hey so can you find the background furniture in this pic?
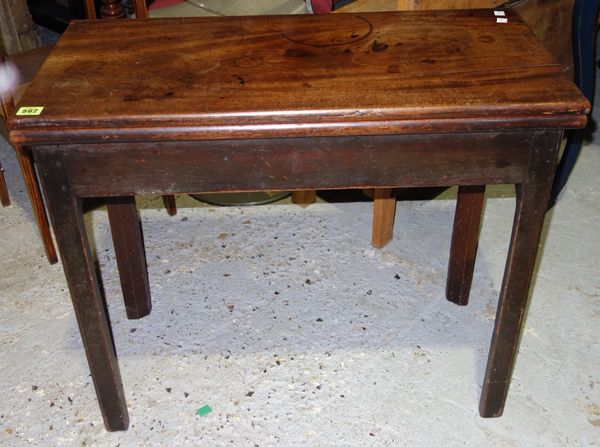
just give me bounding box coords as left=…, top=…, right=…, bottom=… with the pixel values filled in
left=0, top=0, right=39, bottom=54
left=26, top=0, right=91, bottom=32
left=0, top=161, right=9, bottom=206
left=1, top=0, right=178, bottom=264
left=549, top=0, right=600, bottom=205
left=1, top=51, right=57, bottom=263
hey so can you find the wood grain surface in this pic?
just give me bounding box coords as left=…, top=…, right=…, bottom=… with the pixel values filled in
left=10, top=10, right=587, bottom=144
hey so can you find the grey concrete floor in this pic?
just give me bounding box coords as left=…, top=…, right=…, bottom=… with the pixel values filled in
left=1, top=83, right=600, bottom=447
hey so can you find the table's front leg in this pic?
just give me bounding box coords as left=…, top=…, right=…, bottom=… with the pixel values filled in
left=479, top=130, right=561, bottom=417
left=34, top=149, right=129, bottom=431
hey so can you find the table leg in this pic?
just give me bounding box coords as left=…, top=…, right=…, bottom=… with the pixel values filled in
left=162, top=194, right=177, bottom=216
left=446, top=185, right=485, bottom=306
left=291, top=190, right=317, bottom=207
left=479, top=131, right=560, bottom=417
left=35, top=151, right=129, bottom=431
left=107, top=196, right=152, bottom=320
left=371, top=188, right=396, bottom=248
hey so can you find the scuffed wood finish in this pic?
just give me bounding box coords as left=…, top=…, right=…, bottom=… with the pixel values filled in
left=338, top=0, right=575, bottom=85
left=10, top=11, right=588, bottom=144
left=371, top=188, right=396, bottom=248
left=14, top=9, right=588, bottom=430
left=59, top=132, right=533, bottom=197
left=107, top=196, right=152, bottom=319
left=480, top=130, right=561, bottom=417
left=34, top=148, right=129, bottom=431
left=0, top=161, right=9, bottom=206
left=446, top=185, right=485, bottom=305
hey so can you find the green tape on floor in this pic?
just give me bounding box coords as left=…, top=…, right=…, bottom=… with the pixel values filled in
left=196, top=405, right=212, bottom=417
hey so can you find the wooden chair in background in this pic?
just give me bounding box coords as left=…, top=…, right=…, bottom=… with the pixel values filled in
left=0, top=161, right=9, bottom=207
left=1, top=49, right=57, bottom=263
left=548, top=0, right=600, bottom=205
left=0, top=4, right=179, bottom=264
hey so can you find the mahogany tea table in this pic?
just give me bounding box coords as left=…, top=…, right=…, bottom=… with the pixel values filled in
left=9, top=10, right=588, bottom=431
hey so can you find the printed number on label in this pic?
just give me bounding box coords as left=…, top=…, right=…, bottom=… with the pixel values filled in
left=16, top=106, right=44, bottom=116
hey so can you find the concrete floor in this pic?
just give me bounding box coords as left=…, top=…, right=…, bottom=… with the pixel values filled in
left=1, top=29, right=600, bottom=447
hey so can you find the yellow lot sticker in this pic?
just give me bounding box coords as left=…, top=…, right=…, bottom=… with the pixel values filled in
left=16, top=106, right=44, bottom=116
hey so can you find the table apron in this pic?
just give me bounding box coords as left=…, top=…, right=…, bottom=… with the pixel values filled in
left=36, top=131, right=544, bottom=198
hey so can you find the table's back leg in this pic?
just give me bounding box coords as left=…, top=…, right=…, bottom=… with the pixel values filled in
left=479, top=131, right=560, bottom=417
left=107, top=196, right=152, bottom=320
left=446, top=185, right=485, bottom=306
left=35, top=150, right=129, bottom=431
left=161, top=194, right=177, bottom=216
left=291, top=190, right=317, bottom=207
left=371, top=188, right=396, bottom=248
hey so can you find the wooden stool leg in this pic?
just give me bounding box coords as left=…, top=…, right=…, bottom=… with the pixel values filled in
left=16, top=146, right=58, bottom=264
left=479, top=131, right=560, bottom=417
left=107, top=196, right=152, bottom=319
left=162, top=194, right=177, bottom=216
left=446, top=185, right=485, bottom=306
left=291, top=190, right=316, bottom=207
left=0, top=161, right=10, bottom=206
left=35, top=150, right=129, bottom=431
left=371, top=188, right=396, bottom=248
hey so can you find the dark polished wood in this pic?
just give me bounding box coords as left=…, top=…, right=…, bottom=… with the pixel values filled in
left=446, top=185, right=486, bottom=306
left=480, top=130, right=561, bottom=417
left=161, top=194, right=177, bottom=216
left=10, top=11, right=587, bottom=144
left=34, top=149, right=129, bottom=431
left=49, top=132, right=534, bottom=196
left=99, top=0, right=125, bottom=19
left=9, top=11, right=588, bottom=430
left=106, top=196, right=152, bottom=319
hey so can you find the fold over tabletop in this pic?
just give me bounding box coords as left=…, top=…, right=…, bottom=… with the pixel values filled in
left=10, top=10, right=589, bottom=143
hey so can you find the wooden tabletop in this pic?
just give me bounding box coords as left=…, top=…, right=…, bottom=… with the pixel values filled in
left=10, top=10, right=588, bottom=144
